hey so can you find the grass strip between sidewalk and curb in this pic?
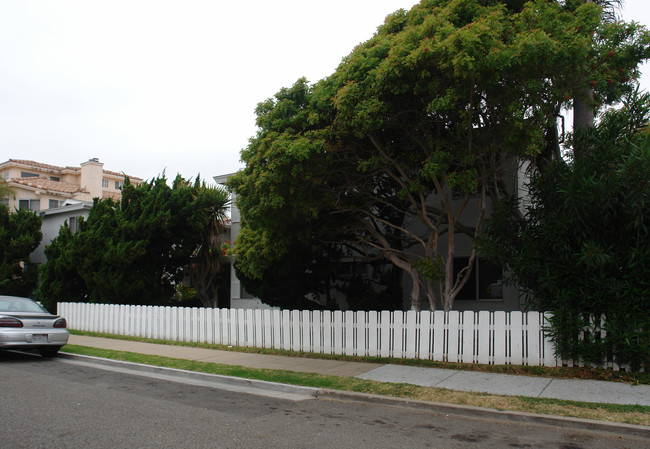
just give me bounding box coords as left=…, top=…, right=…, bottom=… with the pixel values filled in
left=70, top=330, right=650, bottom=385
left=62, top=343, right=650, bottom=427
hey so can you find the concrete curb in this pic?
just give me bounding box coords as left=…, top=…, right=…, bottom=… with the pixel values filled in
left=316, top=389, right=650, bottom=439
left=58, top=352, right=319, bottom=401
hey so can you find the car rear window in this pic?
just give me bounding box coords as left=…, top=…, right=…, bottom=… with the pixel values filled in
left=0, top=297, right=47, bottom=313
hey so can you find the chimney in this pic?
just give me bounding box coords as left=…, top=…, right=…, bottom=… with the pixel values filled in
left=80, top=158, right=104, bottom=199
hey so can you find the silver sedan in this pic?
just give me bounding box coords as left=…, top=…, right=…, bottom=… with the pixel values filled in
left=0, top=295, right=69, bottom=357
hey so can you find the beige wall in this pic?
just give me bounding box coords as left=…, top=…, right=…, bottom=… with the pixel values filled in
left=4, top=185, right=71, bottom=212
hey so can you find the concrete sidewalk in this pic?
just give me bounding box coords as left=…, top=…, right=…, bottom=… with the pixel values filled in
left=66, top=334, right=650, bottom=407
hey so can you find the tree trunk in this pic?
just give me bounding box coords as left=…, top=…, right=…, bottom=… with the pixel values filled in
left=573, top=0, right=596, bottom=158
left=573, top=89, right=595, bottom=158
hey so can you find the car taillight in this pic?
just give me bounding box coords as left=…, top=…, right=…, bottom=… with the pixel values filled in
left=53, top=318, right=67, bottom=328
left=0, top=317, right=23, bottom=327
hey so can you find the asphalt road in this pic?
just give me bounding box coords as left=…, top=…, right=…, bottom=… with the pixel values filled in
left=0, top=350, right=647, bottom=449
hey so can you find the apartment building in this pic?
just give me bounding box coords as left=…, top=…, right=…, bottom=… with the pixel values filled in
left=0, top=158, right=143, bottom=211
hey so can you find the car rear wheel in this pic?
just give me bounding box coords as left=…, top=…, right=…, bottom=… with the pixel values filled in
left=39, top=346, right=61, bottom=357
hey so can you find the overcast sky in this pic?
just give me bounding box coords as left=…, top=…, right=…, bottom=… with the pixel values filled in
left=1, top=1, right=649, bottom=183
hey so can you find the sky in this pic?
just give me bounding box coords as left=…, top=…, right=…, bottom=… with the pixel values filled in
left=1, top=1, right=649, bottom=184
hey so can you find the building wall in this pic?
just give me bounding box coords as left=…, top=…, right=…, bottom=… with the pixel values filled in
left=32, top=202, right=92, bottom=264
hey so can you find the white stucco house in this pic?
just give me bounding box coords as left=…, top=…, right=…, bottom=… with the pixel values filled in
left=30, top=200, right=93, bottom=265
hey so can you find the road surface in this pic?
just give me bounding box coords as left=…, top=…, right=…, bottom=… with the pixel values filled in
left=0, top=350, right=647, bottom=449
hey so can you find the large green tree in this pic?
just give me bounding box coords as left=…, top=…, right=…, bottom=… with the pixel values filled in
left=231, top=0, right=649, bottom=311
left=0, top=205, right=42, bottom=296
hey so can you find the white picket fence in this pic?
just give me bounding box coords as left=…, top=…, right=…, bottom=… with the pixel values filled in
left=58, top=302, right=567, bottom=367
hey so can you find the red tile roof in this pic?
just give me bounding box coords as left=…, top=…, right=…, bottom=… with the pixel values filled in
left=2, top=159, right=143, bottom=182
left=11, top=177, right=89, bottom=194
left=102, top=190, right=123, bottom=200
left=6, top=159, right=65, bottom=171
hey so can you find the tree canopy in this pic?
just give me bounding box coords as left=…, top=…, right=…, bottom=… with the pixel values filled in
left=230, top=0, right=650, bottom=311
left=0, top=205, right=42, bottom=296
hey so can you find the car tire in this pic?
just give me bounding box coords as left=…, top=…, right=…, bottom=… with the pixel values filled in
left=39, top=346, right=61, bottom=357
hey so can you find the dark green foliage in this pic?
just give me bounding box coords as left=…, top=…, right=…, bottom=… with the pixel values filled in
left=37, top=175, right=230, bottom=309
left=0, top=205, right=42, bottom=296
left=234, top=246, right=330, bottom=310
left=481, top=92, right=650, bottom=370
left=37, top=224, right=86, bottom=311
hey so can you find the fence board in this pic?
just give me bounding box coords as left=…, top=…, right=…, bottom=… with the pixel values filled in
left=312, top=311, right=321, bottom=353
left=344, top=311, right=354, bottom=356
left=281, top=310, right=290, bottom=351
left=493, top=311, right=506, bottom=365
left=527, top=311, right=541, bottom=366
left=510, top=311, right=524, bottom=365
left=462, top=311, right=474, bottom=364
left=393, top=311, right=404, bottom=358
left=477, top=311, right=490, bottom=365
left=367, top=311, right=378, bottom=357
left=380, top=311, right=391, bottom=358
left=418, top=311, right=431, bottom=360
left=405, top=311, right=417, bottom=359
left=432, top=311, right=445, bottom=361
left=301, top=310, right=310, bottom=353
left=333, top=311, right=343, bottom=355
left=447, top=311, right=460, bottom=363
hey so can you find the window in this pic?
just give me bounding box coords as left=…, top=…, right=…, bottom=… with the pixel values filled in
left=2, top=172, right=8, bottom=180
left=69, top=216, right=78, bottom=233
left=114, top=180, right=123, bottom=189
left=1, top=197, right=8, bottom=206
left=20, top=171, right=39, bottom=178
left=48, top=199, right=63, bottom=209
left=453, top=257, right=503, bottom=301
left=336, top=261, right=371, bottom=279
left=102, top=178, right=109, bottom=188
left=18, top=199, right=40, bottom=211
left=50, top=176, right=60, bottom=182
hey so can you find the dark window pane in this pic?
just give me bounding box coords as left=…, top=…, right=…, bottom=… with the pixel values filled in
left=478, top=259, right=503, bottom=299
